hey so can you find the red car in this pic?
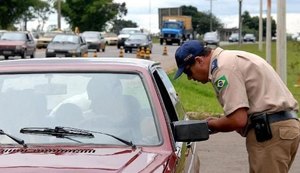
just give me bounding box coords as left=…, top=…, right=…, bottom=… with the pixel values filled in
left=0, top=31, right=36, bottom=60
left=0, top=58, right=209, bottom=172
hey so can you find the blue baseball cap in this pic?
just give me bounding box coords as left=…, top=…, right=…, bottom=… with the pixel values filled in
left=174, top=40, right=204, bottom=79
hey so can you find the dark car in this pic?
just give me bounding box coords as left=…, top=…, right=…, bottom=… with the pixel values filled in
left=117, top=28, right=142, bottom=49
left=46, top=34, right=88, bottom=57
left=0, top=58, right=209, bottom=172
left=81, top=31, right=106, bottom=52
left=243, top=33, right=256, bottom=42
left=0, top=31, right=36, bottom=60
left=203, top=31, right=220, bottom=46
left=228, top=33, right=239, bottom=42
left=124, top=33, right=152, bottom=53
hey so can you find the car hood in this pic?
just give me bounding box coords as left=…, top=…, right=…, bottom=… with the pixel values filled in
left=0, top=146, right=172, bottom=172
left=0, top=40, right=25, bottom=46
left=48, top=42, right=79, bottom=50
left=161, top=28, right=180, bottom=34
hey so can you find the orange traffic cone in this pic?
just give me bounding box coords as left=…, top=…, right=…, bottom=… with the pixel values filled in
left=144, top=47, right=151, bottom=59
left=136, top=48, right=140, bottom=58
left=119, top=47, right=124, bottom=57
left=162, top=46, right=168, bottom=56
left=83, top=52, right=88, bottom=57
left=139, top=47, right=145, bottom=59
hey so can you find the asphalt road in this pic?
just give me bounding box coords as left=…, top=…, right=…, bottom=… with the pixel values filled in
left=2, top=43, right=299, bottom=173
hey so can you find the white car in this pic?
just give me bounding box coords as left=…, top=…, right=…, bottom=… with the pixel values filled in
left=103, top=32, right=118, bottom=45
left=203, top=31, right=220, bottom=46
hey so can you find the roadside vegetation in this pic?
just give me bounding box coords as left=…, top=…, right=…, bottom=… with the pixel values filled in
left=169, top=41, right=300, bottom=119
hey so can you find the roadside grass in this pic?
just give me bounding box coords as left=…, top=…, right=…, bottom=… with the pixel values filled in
left=169, top=41, right=300, bottom=120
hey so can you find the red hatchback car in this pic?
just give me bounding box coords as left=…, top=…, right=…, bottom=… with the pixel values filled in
left=0, top=58, right=209, bottom=172
left=0, top=31, right=36, bottom=60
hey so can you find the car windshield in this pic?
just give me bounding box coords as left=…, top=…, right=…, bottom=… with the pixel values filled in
left=43, top=32, right=62, bottom=38
left=128, top=34, right=147, bottom=40
left=163, top=22, right=181, bottom=29
left=104, top=33, right=117, bottom=37
left=120, top=29, right=141, bottom=34
left=0, top=73, right=159, bottom=146
left=204, top=32, right=217, bottom=39
left=82, top=32, right=99, bottom=38
left=0, top=32, right=26, bottom=41
left=52, top=34, right=79, bottom=43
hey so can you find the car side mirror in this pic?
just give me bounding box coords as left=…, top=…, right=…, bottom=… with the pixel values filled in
left=173, top=120, right=209, bottom=142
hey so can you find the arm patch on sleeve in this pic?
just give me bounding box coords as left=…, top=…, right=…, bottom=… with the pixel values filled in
left=214, top=75, right=228, bottom=92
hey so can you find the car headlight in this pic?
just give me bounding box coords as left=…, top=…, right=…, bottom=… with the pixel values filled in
left=141, top=43, right=147, bottom=46
left=124, top=42, right=130, bottom=46
left=47, top=49, right=54, bottom=53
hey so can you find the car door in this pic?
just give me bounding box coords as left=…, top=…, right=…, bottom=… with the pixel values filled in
left=26, top=33, right=36, bottom=54
left=151, top=66, right=186, bottom=170
left=79, top=36, right=88, bottom=55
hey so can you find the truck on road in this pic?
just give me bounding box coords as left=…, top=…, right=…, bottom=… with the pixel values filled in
left=159, top=15, right=192, bottom=45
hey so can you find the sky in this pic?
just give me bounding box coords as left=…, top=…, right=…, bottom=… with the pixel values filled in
left=28, top=0, right=300, bottom=34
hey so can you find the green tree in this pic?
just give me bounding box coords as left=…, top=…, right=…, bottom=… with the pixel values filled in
left=0, top=0, right=41, bottom=30
left=110, top=19, right=138, bottom=34
left=181, top=5, right=223, bottom=35
left=242, top=11, right=276, bottom=38
left=58, top=0, right=127, bottom=32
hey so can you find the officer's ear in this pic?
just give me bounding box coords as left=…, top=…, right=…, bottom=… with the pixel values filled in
left=195, top=56, right=205, bottom=64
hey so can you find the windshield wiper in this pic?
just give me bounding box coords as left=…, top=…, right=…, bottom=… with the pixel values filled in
left=20, top=127, right=94, bottom=143
left=21, top=126, right=136, bottom=149
left=0, top=129, right=27, bottom=148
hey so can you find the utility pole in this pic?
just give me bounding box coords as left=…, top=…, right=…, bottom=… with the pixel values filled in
left=266, top=0, right=272, bottom=64
left=238, top=0, right=243, bottom=46
left=57, top=0, right=61, bottom=30
left=277, top=0, right=287, bottom=83
left=259, top=0, right=263, bottom=51
left=207, top=0, right=215, bottom=32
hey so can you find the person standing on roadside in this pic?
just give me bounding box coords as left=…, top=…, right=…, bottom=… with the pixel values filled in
left=174, top=40, right=300, bottom=173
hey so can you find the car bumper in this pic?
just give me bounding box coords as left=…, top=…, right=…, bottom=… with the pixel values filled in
left=124, top=45, right=151, bottom=50
left=46, top=51, right=81, bottom=57
left=0, top=49, right=25, bottom=57
left=87, top=43, right=100, bottom=49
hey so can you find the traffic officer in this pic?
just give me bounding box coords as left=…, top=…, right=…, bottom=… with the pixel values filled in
left=174, top=40, right=299, bottom=173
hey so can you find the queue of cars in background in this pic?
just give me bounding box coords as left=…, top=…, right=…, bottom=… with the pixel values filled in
left=0, top=31, right=36, bottom=60
left=81, top=31, right=106, bottom=52
left=46, top=33, right=88, bottom=57
left=117, top=27, right=143, bottom=49
left=0, top=58, right=209, bottom=172
left=124, top=33, right=153, bottom=53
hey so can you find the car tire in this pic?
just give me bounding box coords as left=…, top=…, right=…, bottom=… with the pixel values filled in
left=21, top=51, right=26, bottom=59
left=30, top=51, right=36, bottom=58
left=4, top=56, right=9, bottom=60
left=102, top=48, right=105, bottom=52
